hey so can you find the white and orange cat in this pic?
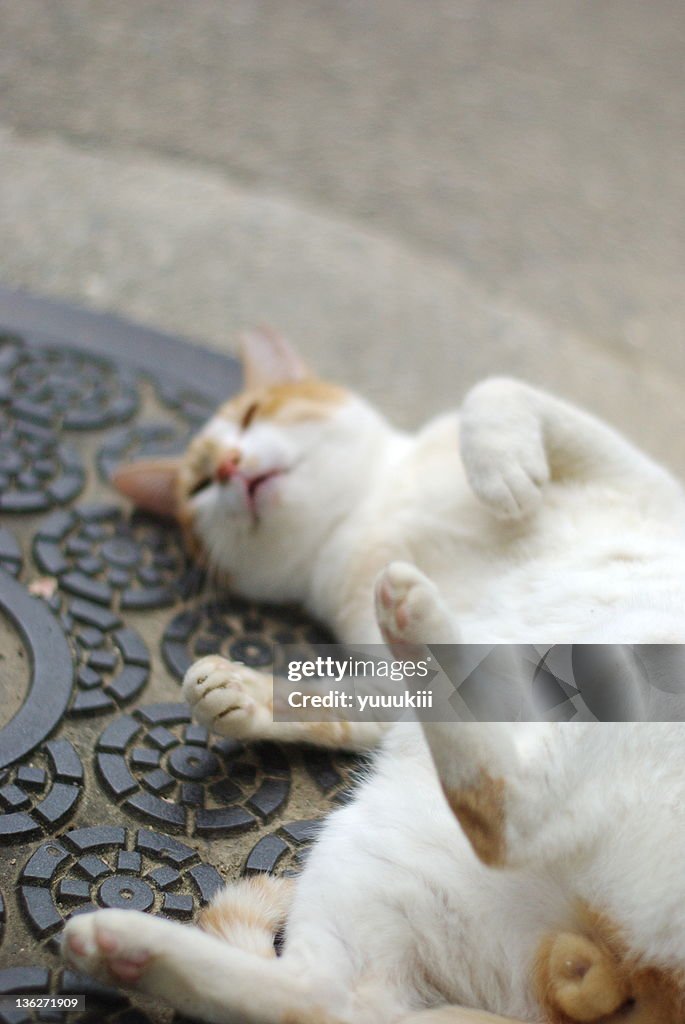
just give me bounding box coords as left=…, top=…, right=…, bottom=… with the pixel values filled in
left=62, top=328, right=685, bottom=1024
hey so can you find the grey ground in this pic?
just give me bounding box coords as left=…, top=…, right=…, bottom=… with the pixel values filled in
left=0, top=0, right=684, bottom=471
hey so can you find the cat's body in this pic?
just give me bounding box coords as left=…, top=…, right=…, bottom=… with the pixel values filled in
left=62, top=330, right=685, bottom=1024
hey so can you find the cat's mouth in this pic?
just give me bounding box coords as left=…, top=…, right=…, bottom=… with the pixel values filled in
left=243, top=470, right=284, bottom=513
left=188, top=466, right=286, bottom=521
left=226, top=468, right=286, bottom=521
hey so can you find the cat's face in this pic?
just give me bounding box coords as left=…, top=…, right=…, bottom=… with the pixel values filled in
left=113, top=328, right=386, bottom=601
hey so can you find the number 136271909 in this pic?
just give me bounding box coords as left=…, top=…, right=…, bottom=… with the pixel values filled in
left=0, top=994, right=85, bottom=1010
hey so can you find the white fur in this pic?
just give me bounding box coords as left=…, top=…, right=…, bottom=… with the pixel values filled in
left=63, top=376, right=685, bottom=1023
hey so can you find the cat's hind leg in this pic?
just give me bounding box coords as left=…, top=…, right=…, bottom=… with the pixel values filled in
left=375, top=561, right=460, bottom=650
left=375, top=561, right=546, bottom=869
left=62, top=908, right=351, bottom=1024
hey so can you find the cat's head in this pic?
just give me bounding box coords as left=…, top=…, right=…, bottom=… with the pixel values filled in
left=112, top=327, right=388, bottom=602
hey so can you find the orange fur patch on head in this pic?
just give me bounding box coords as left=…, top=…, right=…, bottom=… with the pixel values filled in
left=173, top=376, right=348, bottom=553
left=533, top=904, right=685, bottom=1023
left=219, top=377, right=348, bottom=426
left=443, top=770, right=507, bottom=867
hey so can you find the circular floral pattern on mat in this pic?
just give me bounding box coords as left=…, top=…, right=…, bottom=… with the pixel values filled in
left=162, top=595, right=333, bottom=682
left=0, top=413, right=84, bottom=514
left=1, top=335, right=139, bottom=431
left=46, top=593, right=150, bottom=716
left=97, top=422, right=194, bottom=483
left=96, top=703, right=291, bottom=835
left=19, top=826, right=223, bottom=945
left=33, top=504, right=201, bottom=611
left=0, top=740, right=83, bottom=843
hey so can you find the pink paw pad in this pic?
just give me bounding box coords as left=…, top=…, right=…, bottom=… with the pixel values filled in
left=94, top=928, right=151, bottom=982
left=108, top=953, right=150, bottom=983
left=67, top=933, right=87, bottom=957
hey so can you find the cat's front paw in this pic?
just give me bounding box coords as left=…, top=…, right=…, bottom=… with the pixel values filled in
left=460, top=380, right=549, bottom=518
left=182, top=656, right=271, bottom=739
left=62, top=909, right=154, bottom=987
left=375, top=561, right=457, bottom=653
left=463, top=438, right=548, bottom=519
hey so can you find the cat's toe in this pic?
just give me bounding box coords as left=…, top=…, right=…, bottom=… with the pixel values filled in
left=183, top=657, right=269, bottom=738
left=461, top=408, right=549, bottom=519
left=62, top=910, right=153, bottom=987
left=466, top=453, right=548, bottom=518
left=375, top=561, right=456, bottom=651
left=183, top=655, right=234, bottom=705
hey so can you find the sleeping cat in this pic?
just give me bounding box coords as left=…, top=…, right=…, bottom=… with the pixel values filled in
left=61, top=328, right=685, bottom=1024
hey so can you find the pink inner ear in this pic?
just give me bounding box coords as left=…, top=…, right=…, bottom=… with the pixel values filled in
left=111, top=457, right=181, bottom=519
left=240, top=325, right=309, bottom=389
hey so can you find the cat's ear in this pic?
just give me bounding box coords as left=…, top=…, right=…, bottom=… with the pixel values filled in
left=111, top=457, right=181, bottom=519
left=240, top=326, right=309, bottom=389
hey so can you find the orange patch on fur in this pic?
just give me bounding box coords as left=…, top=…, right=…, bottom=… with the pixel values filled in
left=533, top=903, right=685, bottom=1023
left=443, top=771, right=507, bottom=867
left=197, top=875, right=294, bottom=958
left=219, top=378, right=348, bottom=425
left=198, top=899, right=269, bottom=940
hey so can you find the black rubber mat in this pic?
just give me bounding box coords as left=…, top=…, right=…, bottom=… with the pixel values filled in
left=0, top=287, right=359, bottom=1024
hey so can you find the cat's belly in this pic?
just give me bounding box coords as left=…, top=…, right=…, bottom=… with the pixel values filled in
left=285, top=724, right=553, bottom=1018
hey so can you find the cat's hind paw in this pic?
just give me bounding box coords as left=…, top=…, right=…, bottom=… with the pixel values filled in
left=182, top=655, right=271, bottom=739
left=375, top=561, right=457, bottom=653
left=62, top=909, right=154, bottom=987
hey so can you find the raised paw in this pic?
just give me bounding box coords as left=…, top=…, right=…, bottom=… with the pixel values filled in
left=62, top=909, right=154, bottom=987
left=467, top=452, right=548, bottom=519
left=375, top=561, right=457, bottom=653
left=182, top=655, right=272, bottom=739
left=460, top=379, right=550, bottom=519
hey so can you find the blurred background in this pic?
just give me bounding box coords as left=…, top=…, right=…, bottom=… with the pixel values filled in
left=1, top=1, right=684, bottom=471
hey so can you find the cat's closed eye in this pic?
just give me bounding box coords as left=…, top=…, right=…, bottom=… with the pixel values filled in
left=241, top=402, right=259, bottom=429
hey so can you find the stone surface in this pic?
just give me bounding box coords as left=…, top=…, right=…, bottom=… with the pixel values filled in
left=0, top=0, right=684, bottom=379
left=0, top=0, right=685, bottom=477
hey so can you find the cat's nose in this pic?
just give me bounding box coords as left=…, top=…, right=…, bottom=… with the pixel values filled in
left=215, top=449, right=242, bottom=483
